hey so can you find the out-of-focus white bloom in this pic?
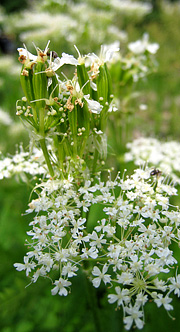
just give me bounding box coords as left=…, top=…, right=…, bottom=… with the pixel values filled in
left=139, top=104, right=147, bottom=111
left=100, top=41, right=120, bottom=63
left=107, top=26, right=128, bottom=42
left=125, top=137, right=180, bottom=184
left=128, top=33, right=159, bottom=54
left=110, top=0, right=152, bottom=17
left=87, top=42, right=120, bottom=68
left=0, top=145, right=47, bottom=180
left=0, top=55, right=21, bottom=75
left=0, top=108, right=12, bottom=125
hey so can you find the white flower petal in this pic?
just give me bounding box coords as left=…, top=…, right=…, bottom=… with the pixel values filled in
left=17, top=48, right=37, bottom=61
left=60, top=53, right=78, bottom=66
left=84, top=95, right=103, bottom=114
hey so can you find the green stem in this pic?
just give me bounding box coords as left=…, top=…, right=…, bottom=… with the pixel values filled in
left=39, top=108, right=45, bottom=135
left=84, top=274, right=103, bottom=332
left=92, top=149, right=99, bottom=174
left=79, top=135, right=88, bottom=158
left=32, top=106, right=37, bottom=123
left=40, top=139, right=54, bottom=177
left=37, top=107, right=54, bottom=177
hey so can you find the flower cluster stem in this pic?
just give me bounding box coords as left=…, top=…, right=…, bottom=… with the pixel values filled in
left=84, top=275, right=103, bottom=332
left=39, top=139, right=54, bottom=177
left=92, top=149, right=99, bottom=174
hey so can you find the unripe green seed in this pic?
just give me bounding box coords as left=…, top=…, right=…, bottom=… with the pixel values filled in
left=32, top=62, right=48, bottom=109
left=20, top=65, right=35, bottom=104
left=77, top=64, right=90, bottom=95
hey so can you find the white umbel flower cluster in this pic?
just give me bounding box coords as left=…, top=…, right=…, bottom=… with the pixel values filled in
left=14, top=167, right=180, bottom=330
left=0, top=146, right=47, bottom=180
left=125, top=137, right=180, bottom=184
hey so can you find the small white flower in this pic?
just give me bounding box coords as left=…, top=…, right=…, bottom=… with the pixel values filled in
left=84, top=94, right=103, bottom=114
left=108, top=287, right=130, bottom=306
left=154, top=294, right=173, bottom=311
left=169, top=274, right=180, bottom=297
left=89, top=231, right=106, bottom=248
left=14, top=256, right=36, bottom=276
left=117, top=272, right=134, bottom=285
left=59, top=52, right=78, bottom=67
left=81, top=246, right=98, bottom=259
left=136, top=293, right=148, bottom=306
left=51, top=278, right=71, bottom=296
left=32, top=267, right=46, bottom=283
left=124, top=304, right=144, bottom=330
left=62, top=262, right=78, bottom=278
left=92, top=264, right=111, bottom=288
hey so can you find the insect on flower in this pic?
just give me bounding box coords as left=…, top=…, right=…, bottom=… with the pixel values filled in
left=150, top=168, right=162, bottom=177
left=46, top=50, right=58, bottom=59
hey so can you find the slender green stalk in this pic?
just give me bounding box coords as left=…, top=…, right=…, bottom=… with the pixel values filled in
left=32, top=106, right=37, bottom=123
left=37, top=107, right=54, bottom=177
left=57, top=142, right=64, bottom=170
left=79, top=135, right=88, bottom=158
left=40, top=139, right=54, bottom=177
left=39, top=108, right=45, bottom=135
left=84, top=274, right=103, bottom=332
left=92, top=149, right=99, bottom=174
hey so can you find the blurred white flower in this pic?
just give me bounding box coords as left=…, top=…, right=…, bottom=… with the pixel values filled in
left=128, top=33, right=159, bottom=54
left=0, top=108, right=12, bottom=125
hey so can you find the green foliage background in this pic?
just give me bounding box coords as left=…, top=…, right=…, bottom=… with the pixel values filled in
left=1, top=1, right=180, bottom=331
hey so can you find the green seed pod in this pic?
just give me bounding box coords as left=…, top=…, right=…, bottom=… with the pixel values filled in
left=20, top=65, right=35, bottom=104
left=77, top=101, right=90, bottom=137
left=68, top=96, right=78, bottom=157
left=96, top=65, right=108, bottom=105
left=104, top=63, right=112, bottom=103
left=48, top=74, right=59, bottom=98
left=77, top=64, right=90, bottom=95
left=68, top=96, right=77, bottom=138
left=32, top=61, right=48, bottom=109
